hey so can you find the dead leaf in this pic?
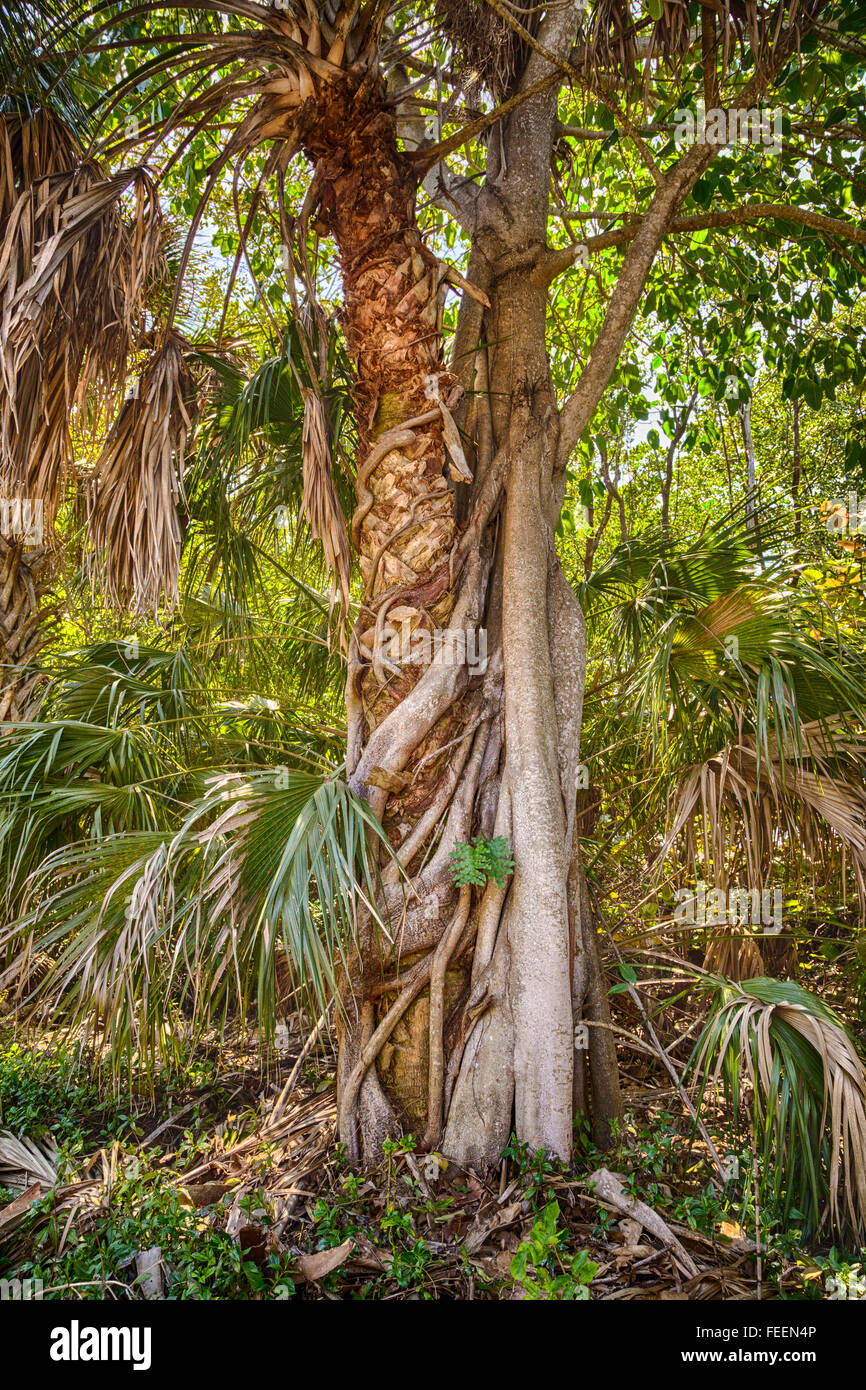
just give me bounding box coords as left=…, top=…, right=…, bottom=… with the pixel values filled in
left=0, top=1181, right=42, bottom=1235
left=463, top=1198, right=524, bottom=1255
left=238, top=1224, right=282, bottom=1267
left=614, top=1244, right=653, bottom=1268
left=718, top=1220, right=745, bottom=1240
left=348, top=1233, right=393, bottom=1272
left=296, top=1237, right=354, bottom=1282
left=180, top=1182, right=231, bottom=1208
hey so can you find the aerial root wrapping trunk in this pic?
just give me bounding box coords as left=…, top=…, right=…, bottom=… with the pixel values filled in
left=299, top=70, right=621, bottom=1165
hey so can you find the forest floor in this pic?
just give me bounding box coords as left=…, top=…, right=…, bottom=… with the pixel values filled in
left=0, top=1014, right=853, bottom=1301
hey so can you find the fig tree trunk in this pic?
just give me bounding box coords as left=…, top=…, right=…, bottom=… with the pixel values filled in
left=300, top=70, right=622, bottom=1165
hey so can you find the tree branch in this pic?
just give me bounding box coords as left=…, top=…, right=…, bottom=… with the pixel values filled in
left=555, top=0, right=836, bottom=467
left=543, top=202, right=866, bottom=282
left=555, top=139, right=716, bottom=467
left=408, top=71, right=560, bottom=178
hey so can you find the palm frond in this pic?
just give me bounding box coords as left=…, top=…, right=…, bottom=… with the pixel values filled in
left=301, top=386, right=351, bottom=616
left=0, top=715, right=192, bottom=911
left=0, top=163, right=165, bottom=516
left=0, top=109, right=81, bottom=229
left=0, top=1131, right=58, bottom=1191
left=85, top=330, right=196, bottom=618
left=182, top=335, right=355, bottom=678
left=691, top=974, right=866, bottom=1238
left=0, top=768, right=397, bottom=1073
left=0, top=533, right=56, bottom=720
left=0, top=1, right=91, bottom=134
left=43, top=641, right=201, bottom=732
left=578, top=504, right=767, bottom=630
left=660, top=732, right=866, bottom=923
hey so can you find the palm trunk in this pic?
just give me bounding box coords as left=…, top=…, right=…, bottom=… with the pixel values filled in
left=303, top=72, right=618, bottom=1166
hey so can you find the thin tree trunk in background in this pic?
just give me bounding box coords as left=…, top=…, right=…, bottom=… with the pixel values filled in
left=661, top=390, right=697, bottom=534
left=661, top=439, right=675, bottom=534
left=600, top=445, right=628, bottom=544
left=718, top=407, right=735, bottom=511
left=791, top=399, right=801, bottom=538
left=572, top=842, right=623, bottom=1148
left=791, top=399, right=801, bottom=586
left=740, top=400, right=757, bottom=529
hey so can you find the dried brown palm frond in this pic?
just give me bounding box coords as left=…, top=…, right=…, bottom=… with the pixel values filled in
left=5, top=164, right=163, bottom=379
left=0, top=107, right=81, bottom=229
left=664, top=724, right=866, bottom=883
left=0, top=1131, right=58, bottom=1193
left=0, top=163, right=164, bottom=518
left=274, top=945, right=296, bottom=1022
left=580, top=0, right=639, bottom=82
left=85, top=331, right=196, bottom=620
left=433, top=0, right=539, bottom=100
left=703, top=927, right=765, bottom=982
left=573, top=0, right=803, bottom=91
left=659, top=726, right=866, bottom=975
left=574, top=0, right=695, bottom=90
left=6, top=948, right=55, bottom=1004
left=301, top=387, right=351, bottom=617
left=643, top=0, right=694, bottom=77
left=0, top=533, right=56, bottom=721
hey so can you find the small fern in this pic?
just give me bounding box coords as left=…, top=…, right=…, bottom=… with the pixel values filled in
left=449, top=836, right=514, bottom=890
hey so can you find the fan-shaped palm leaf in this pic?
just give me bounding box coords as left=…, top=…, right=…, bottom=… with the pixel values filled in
left=0, top=767, right=399, bottom=1075
left=691, top=975, right=866, bottom=1238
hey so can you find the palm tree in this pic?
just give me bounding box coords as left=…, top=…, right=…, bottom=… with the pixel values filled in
left=0, top=4, right=172, bottom=714
left=0, top=3, right=79, bottom=717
